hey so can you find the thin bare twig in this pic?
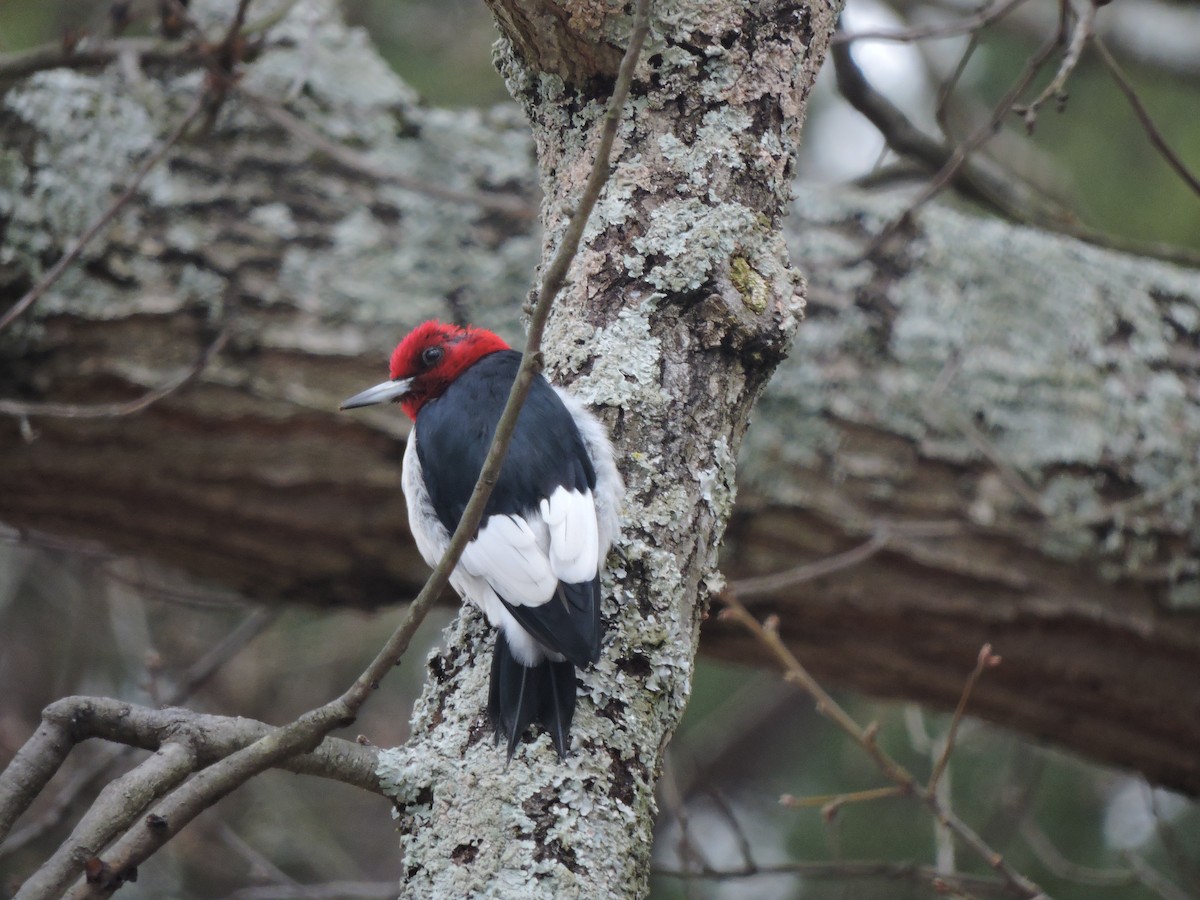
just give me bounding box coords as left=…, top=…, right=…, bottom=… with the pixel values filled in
left=168, top=607, right=279, bottom=706
left=0, top=38, right=201, bottom=81
left=1144, top=782, right=1200, bottom=895
left=2, top=696, right=383, bottom=899
left=780, top=785, right=906, bottom=819
left=728, top=519, right=964, bottom=602
left=1123, top=852, right=1194, bottom=900
left=0, top=91, right=207, bottom=334
left=861, top=27, right=1063, bottom=259
left=0, top=608, right=276, bottom=856
left=934, top=32, right=980, bottom=137
left=0, top=324, right=230, bottom=420
left=667, top=675, right=793, bottom=797
left=223, top=881, right=400, bottom=900
left=0, top=0, right=295, bottom=81
left=0, top=527, right=251, bottom=609
left=835, top=0, right=1032, bottom=45
left=705, top=788, right=757, bottom=873
left=730, top=533, right=889, bottom=599
left=654, top=859, right=1016, bottom=897
left=937, top=404, right=1051, bottom=516
left=913, top=29, right=1060, bottom=204
left=835, top=16, right=1200, bottom=266
left=1018, top=818, right=1136, bottom=887
left=13, top=741, right=200, bottom=899
left=658, top=753, right=711, bottom=875
left=718, top=593, right=1046, bottom=899
left=221, top=0, right=257, bottom=53
left=213, top=820, right=300, bottom=888
left=1093, top=37, right=1200, bottom=198
left=831, top=31, right=1064, bottom=226
left=928, top=644, right=1001, bottom=793
left=1013, top=0, right=1097, bottom=131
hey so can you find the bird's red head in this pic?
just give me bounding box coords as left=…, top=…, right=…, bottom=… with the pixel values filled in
left=386, top=321, right=510, bottom=420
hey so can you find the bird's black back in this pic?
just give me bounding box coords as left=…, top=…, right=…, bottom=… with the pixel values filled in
left=415, top=350, right=597, bottom=533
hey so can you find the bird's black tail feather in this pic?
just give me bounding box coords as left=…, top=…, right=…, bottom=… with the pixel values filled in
left=489, top=636, right=577, bottom=762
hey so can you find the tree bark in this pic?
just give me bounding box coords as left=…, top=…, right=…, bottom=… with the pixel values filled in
left=378, top=1, right=832, bottom=894
left=0, top=0, right=1195, bottom=853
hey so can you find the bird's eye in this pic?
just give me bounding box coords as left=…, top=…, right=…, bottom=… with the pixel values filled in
left=421, top=346, right=444, bottom=368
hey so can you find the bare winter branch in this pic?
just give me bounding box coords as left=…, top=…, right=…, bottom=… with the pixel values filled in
left=1013, top=0, right=1098, bottom=129
left=718, top=593, right=1046, bottom=899
left=655, top=859, right=1018, bottom=897
left=1093, top=37, right=1200, bottom=198
left=0, top=323, right=230, bottom=421
left=833, top=0, right=1031, bottom=44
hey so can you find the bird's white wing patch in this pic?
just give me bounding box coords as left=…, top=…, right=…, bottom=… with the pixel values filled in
left=539, top=486, right=599, bottom=584
left=460, top=514, right=558, bottom=607
left=552, top=386, right=623, bottom=559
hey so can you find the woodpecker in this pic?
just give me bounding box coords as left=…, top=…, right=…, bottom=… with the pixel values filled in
left=341, top=321, right=622, bottom=760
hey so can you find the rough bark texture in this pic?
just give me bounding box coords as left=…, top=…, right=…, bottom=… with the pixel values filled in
left=0, top=2, right=540, bottom=608
left=0, top=0, right=1196, bottom=875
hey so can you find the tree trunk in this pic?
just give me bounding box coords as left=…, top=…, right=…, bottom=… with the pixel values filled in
left=378, top=1, right=834, bottom=894
left=0, top=0, right=1196, bottom=853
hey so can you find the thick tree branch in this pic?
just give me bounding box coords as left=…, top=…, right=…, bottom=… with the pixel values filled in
left=0, top=607, right=275, bottom=858
left=0, top=696, right=382, bottom=854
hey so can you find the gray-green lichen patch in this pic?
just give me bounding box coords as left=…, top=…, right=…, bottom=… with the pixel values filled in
left=377, top=609, right=658, bottom=899
left=697, top=435, right=738, bottom=521
left=586, top=152, right=651, bottom=236
left=2, top=0, right=539, bottom=351
left=631, top=198, right=757, bottom=291
left=1, top=68, right=158, bottom=277
left=548, top=299, right=667, bottom=409
left=657, top=108, right=751, bottom=194
left=747, top=182, right=1200, bottom=576
left=244, top=0, right=418, bottom=112
left=229, top=3, right=538, bottom=338
left=248, top=202, right=300, bottom=240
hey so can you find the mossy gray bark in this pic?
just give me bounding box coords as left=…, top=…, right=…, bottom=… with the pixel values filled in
left=724, top=184, right=1200, bottom=797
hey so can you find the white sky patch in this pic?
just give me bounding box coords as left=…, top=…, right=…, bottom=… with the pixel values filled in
left=1103, top=778, right=1188, bottom=850
left=802, top=0, right=942, bottom=181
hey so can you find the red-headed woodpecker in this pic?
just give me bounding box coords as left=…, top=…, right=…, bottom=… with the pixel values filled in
left=341, top=321, right=623, bottom=760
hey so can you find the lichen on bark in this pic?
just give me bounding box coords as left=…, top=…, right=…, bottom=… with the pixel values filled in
left=751, top=184, right=1200, bottom=595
